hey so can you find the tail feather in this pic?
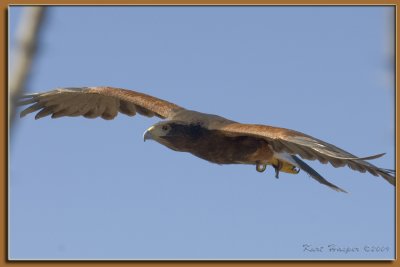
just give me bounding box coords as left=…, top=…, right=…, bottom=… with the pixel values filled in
left=291, top=155, right=347, bottom=193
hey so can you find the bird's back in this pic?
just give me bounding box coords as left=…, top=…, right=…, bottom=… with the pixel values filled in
left=170, top=109, right=236, bottom=129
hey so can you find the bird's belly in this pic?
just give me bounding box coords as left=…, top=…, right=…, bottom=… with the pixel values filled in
left=188, top=134, right=274, bottom=165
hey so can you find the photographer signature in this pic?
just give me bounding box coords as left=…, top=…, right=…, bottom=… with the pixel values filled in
left=303, top=244, right=390, bottom=254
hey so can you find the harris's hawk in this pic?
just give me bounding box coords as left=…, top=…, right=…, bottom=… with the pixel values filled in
left=18, top=87, right=396, bottom=193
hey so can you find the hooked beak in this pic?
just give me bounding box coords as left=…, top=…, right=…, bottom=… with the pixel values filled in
left=143, top=126, right=155, bottom=142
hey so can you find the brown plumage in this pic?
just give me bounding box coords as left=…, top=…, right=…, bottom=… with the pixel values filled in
left=18, top=87, right=182, bottom=119
left=18, top=86, right=395, bottom=193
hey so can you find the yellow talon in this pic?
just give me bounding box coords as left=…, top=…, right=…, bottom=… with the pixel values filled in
left=269, top=157, right=300, bottom=174
left=255, top=158, right=300, bottom=175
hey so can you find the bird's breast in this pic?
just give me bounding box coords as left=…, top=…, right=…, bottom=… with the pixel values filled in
left=183, top=130, right=274, bottom=165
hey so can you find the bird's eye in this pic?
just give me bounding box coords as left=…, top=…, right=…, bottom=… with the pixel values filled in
left=162, top=125, right=170, bottom=131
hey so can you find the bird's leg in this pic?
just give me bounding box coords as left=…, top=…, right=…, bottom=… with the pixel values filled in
left=292, top=166, right=300, bottom=174
left=256, top=161, right=267, bottom=172
left=272, top=160, right=283, bottom=178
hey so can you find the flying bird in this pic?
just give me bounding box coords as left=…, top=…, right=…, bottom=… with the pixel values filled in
left=18, top=87, right=395, bottom=193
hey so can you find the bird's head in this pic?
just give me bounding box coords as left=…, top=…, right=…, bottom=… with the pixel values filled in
left=143, top=121, right=174, bottom=142
left=143, top=121, right=204, bottom=151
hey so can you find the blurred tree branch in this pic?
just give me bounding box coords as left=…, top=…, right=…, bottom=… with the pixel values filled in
left=9, top=6, right=46, bottom=128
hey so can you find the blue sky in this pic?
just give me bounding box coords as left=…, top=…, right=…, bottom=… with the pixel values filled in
left=9, top=6, right=395, bottom=260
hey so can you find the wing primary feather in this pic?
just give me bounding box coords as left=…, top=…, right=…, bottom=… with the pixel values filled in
left=291, top=155, right=347, bottom=193
left=19, top=93, right=41, bottom=98
left=20, top=103, right=43, bottom=118
left=376, top=168, right=396, bottom=185
left=16, top=98, right=36, bottom=106
left=34, top=107, right=54, bottom=120
left=316, top=152, right=386, bottom=161
left=353, top=153, right=386, bottom=160
left=380, top=168, right=395, bottom=174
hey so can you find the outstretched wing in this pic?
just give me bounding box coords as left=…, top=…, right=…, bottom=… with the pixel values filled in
left=18, top=87, right=184, bottom=120
left=217, top=123, right=395, bottom=186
